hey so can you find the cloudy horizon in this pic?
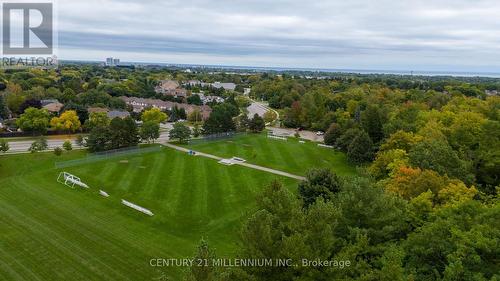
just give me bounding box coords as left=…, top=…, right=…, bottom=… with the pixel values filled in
left=54, top=0, right=500, bottom=72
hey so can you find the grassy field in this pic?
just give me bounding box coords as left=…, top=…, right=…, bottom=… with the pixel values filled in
left=185, top=133, right=357, bottom=176
left=0, top=147, right=296, bottom=280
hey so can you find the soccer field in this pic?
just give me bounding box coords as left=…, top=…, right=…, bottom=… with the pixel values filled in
left=0, top=147, right=297, bottom=280
left=185, top=133, right=357, bottom=176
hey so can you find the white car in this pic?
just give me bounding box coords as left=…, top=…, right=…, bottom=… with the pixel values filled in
left=316, top=131, right=325, bottom=136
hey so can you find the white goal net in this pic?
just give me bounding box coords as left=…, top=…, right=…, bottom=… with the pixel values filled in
left=57, top=172, right=89, bottom=189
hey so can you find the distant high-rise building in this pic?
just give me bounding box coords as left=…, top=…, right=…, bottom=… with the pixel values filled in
left=105, top=57, right=120, bottom=66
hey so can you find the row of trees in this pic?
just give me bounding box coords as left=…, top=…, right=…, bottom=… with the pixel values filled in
left=15, top=107, right=81, bottom=135
left=84, top=107, right=169, bottom=152
left=86, top=117, right=139, bottom=152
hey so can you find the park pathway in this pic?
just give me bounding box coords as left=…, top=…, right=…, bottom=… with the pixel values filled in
left=163, top=143, right=306, bottom=181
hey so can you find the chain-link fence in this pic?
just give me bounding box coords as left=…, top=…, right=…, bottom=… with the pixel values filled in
left=187, top=131, right=243, bottom=145
left=54, top=145, right=163, bottom=169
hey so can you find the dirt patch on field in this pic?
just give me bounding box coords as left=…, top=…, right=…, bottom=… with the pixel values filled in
left=119, top=160, right=129, bottom=164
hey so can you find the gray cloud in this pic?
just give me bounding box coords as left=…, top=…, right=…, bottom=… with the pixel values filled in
left=56, top=0, right=500, bottom=72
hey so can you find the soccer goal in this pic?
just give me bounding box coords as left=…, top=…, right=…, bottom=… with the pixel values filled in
left=57, top=172, right=89, bottom=189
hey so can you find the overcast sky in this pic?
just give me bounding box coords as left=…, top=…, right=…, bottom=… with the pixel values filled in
left=55, top=0, right=500, bottom=72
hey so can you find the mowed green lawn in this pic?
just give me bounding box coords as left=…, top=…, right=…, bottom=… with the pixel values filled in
left=0, top=147, right=296, bottom=280
left=185, top=133, right=357, bottom=176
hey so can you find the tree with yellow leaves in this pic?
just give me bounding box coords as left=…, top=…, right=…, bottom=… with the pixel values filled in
left=141, top=107, right=167, bottom=124
left=50, top=110, right=81, bottom=133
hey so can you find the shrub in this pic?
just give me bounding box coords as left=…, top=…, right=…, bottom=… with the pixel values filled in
left=29, top=138, right=48, bottom=153
left=0, top=139, right=9, bottom=153
left=63, top=140, right=73, bottom=151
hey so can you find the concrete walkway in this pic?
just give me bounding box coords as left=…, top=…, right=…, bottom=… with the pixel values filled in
left=163, top=143, right=306, bottom=181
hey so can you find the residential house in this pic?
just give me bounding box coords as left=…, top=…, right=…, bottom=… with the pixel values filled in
left=155, top=80, right=179, bottom=94
left=121, top=97, right=212, bottom=120
left=198, top=93, right=225, bottom=104
left=88, top=107, right=130, bottom=119
left=165, top=88, right=188, bottom=99
left=42, top=99, right=64, bottom=113
left=87, top=107, right=109, bottom=114
left=212, top=82, right=236, bottom=91
left=485, top=90, right=499, bottom=96
left=107, top=110, right=130, bottom=119
left=155, top=80, right=189, bottom=99
left=185, top=80, right=236, bottom=91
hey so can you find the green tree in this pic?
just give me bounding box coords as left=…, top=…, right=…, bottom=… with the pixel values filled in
left=404, top=201, right=499, bottom=280
left=53, top=147, right=63, bottom=156
left=239, top=180, right=303, bottom=281
left=369, top=149, right=409, bottom=180
left=29, top=137, right=48, bottom=153
left=336, top=127, right=363, bottom=151
left=108, top=117, right=139, bottom=149
left=75, top=135, right=86, bottom=147
left=361, top=104, right=385, bottom=143
left=63, top=140, right=73, bottom=151
left=184, top=239, right=219, bottom=281
left=409, top=139, right=473, bottom=184
left=0, top=139, right=9, bottom=153
left=87, top=126, right=111, bottom=152
left=202, top=105, right=236, bottom=134
left=17, top=107, right=50, bottom=135
left=347, top=129, right=374, bottom=164
left=236, top=114, right=249, bottom=132
left=169, top=122, right=191, bottom=144
left=324, top=123, right=342, bottom=145
left=263, top=110, right=276, bottom=124
left=5, top=83, right=25, bottom=114
left=192, top=123, right=201, bottom=138
left=188, top=109, right=203, bottom=123
left=283, top=101, right=302, bottom=128
left=85, top=112, right=110, bottom=130
left=0, top=94, right=9, bottom=119
left=248, top=114, right=265, bottom=133
left=140, top=121, right=160, bottom=143
left=187, top=94, right=202, bottom=106
left=298, top=168, right=342, bottom=208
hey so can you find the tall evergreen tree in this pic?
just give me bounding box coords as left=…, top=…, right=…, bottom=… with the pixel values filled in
left=347, top=129, right=374, bottom=164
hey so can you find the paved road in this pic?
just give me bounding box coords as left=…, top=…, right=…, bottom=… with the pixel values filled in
left=164, top=143, right=305, bottom=181
left=2, top=130, right=171, bottom=154
left=247, top=102, right=268, bottom=118
left=247, top=101, right=280, bottom=122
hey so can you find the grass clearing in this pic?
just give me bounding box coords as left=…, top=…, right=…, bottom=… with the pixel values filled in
left=0, top=147, right=296, bottom=280
left=185, top=133, right=357, bottom=176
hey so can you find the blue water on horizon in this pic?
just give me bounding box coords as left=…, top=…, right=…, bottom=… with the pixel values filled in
left=63, top=59, right=500, bottom=78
